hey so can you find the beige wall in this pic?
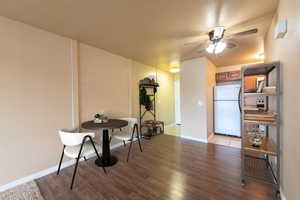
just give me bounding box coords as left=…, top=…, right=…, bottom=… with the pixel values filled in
left=131, top=62, right=175, bottom=125
left=0, top=16, right=73, bottom=186
left=180, top=57, right=216, bottom=141
left=156, top=70, right=175, bottom=125
left=79, top=43, right=132, bottom=121
left=264, top=1, right=300, bottom=199
left=0, top=16, right=175, bottom=187
left=217, top=64, right=244, bottom=72
left=131, top=62, right=156, bottom=122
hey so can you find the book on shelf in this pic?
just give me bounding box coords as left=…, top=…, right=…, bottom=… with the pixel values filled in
left=244, top=106, right=259, bottom=111
left=244, top=111, right=277, bottom=121
left=244, top=86, right=276, bottom=94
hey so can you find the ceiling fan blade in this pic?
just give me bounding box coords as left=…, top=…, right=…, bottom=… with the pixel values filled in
left=227, top=28, right=258, bottom=38
left=224, top=12, right=273, bottom=40
left=184, top=41, right=202, bottom=46
left=183, top=35, right=208, bottom=46
left=181, top=42, right=207, bottom=59
left=226, top=42, right=237, bottom=49
left=197, top=48, right=206, bottom=53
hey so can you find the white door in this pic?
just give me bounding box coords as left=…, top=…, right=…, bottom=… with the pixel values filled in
left=214, top=101, right=241, bottom=137
left=174, top=79, right=181, bottom=124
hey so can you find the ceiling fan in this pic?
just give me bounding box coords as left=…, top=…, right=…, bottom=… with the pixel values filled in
left=185, top=26, right=258, bottom=54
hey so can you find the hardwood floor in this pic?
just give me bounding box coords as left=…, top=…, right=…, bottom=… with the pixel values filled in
left=37, top=135, right=276, bottom=200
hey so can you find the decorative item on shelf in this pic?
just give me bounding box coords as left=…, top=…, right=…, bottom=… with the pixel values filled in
left=141, top=120, right=164, bottom=137
left=257, top=80, right=265, bottom=93
left=250, top=133, right=263, bottom=147
left=246, top=123, right=264, bottom=147
left=139, top=77, right=159, bottom=87
left=148, top=74, right=156, bottom=82
left=94, top=112, right=108, bottom=123
left=244, top=88, right=257, bottom=93
left=102, top=116, right=108, bottom=123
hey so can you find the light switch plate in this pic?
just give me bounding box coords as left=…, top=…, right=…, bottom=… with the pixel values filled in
left=275, top=20, right=287, bottom=39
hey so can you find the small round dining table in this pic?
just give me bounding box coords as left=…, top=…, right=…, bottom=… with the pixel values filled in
left=81, top=119, right=128, bottom=167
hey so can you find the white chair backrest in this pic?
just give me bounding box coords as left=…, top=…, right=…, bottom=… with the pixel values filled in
left=59, top=129, right=95, bottom=146
left=119, top=118, right=138, bottom=130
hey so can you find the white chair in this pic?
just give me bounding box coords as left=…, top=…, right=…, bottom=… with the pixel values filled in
left=57, top=128, right=106, bottom=189
left=112, top=118, right=143, bottom=162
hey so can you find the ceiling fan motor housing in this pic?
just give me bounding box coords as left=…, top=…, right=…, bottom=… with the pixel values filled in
left=209, top=26, right=225, bottom=43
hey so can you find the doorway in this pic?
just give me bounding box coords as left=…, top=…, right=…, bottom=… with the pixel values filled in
left=165, top=78, right=181, bottom=137
left=174, top=79, right=181, bottom=125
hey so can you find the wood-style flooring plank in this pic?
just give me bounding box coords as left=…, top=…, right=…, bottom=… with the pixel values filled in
left=36, top=135, right=276, bottom=200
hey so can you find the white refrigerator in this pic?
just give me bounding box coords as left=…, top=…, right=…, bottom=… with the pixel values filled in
left=214, top=84, right=241, bottom=137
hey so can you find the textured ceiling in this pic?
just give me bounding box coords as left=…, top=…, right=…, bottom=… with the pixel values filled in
left=0, top=0, right=278, bottom=70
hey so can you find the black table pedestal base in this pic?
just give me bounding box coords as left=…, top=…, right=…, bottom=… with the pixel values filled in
left=81, top=121, right=129, bottom=168
left=95, top=156, right=118, bottom=167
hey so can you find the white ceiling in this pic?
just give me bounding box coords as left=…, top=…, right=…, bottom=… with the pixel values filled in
left=0, top=0, right=278, bottom=70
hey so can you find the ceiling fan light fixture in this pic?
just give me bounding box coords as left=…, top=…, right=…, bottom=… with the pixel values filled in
left=206, top=41, right=226, bottom=54
left=206, top=44, right=215, bottom=54
left=215, top=42, right=227, bottom=54
left=170, top=68, right=180, bottom=73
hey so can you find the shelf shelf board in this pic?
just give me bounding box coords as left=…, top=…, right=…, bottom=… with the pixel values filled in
left=244, top=110, right=276, bottom=115
left=139, top=84, right=159, bottom=88
left=244, top=119, right=277, bottom=125
left=243, top=135, right=277, bottom=156
left=244, top=92, right=277, bottom=96
left=244, top=155, right=276, bottom=185
left=243, top=62, right=278, bottom=76
left=244, top=111, right=277, bottom=123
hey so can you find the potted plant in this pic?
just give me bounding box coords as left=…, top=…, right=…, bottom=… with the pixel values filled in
left=140, top=87, right=152, bottom=111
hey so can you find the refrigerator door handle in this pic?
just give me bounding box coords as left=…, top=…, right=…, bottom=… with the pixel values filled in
left=238, top=87, right=242, bottom=112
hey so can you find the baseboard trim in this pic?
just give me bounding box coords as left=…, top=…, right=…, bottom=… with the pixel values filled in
left=0, top=159, right=75, bottom=192
left=280, top=186, right=287, bottom=200
left=207, top=133, right=214, bottom=141
left=0, top=141, right=125, bottom=192
left=165, top=123, right=176, bottom=129
left=180, top=135, right=208, bottom=143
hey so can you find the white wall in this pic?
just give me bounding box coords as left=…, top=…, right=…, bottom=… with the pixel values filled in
left=180, top=57, right=216, bottom=141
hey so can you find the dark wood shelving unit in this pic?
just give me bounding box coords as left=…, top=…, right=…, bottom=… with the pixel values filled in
left=139, top=83, right=158, bottom=126
left=241, top=62, right=281, bottom=197
left=139, top=82, right=164, bottom=138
